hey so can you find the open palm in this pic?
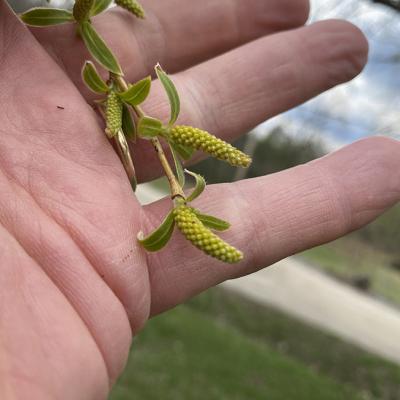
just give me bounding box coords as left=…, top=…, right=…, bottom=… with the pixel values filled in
left=1, top=0, right=399, bottom=398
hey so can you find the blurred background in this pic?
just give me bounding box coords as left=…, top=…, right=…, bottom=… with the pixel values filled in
left=9, top=0, right=400, bottom=399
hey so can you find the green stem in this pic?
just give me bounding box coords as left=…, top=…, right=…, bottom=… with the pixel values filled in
left=111, top=73, right=185, bottom=199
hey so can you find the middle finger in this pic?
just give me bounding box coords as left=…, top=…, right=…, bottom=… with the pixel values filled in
left=31, top=0, right=309, bottom=93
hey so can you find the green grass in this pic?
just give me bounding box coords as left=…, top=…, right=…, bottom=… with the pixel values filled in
left=300, top=236, right=400, bottom=309
left=188, top=288, right=400, bottom=399
left=110, top=288, right=400, bottom=400
left=110, top=304, right=359, bottom=400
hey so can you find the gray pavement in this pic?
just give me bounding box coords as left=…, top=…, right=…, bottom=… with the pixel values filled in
left=223, top=258, right=400, bottom=365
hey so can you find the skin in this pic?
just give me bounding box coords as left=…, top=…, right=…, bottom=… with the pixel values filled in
left=0, top=0, right=399, bottom=398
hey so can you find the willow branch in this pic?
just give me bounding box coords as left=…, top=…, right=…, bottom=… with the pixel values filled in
left=111, top=73, right=185, bottom=199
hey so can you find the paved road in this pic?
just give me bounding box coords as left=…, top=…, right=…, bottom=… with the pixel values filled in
left=135, top=183, right=167, bottom=205
left=137, top=183, right=400, bottom=365
left=223, top=258, right=400, bottom=365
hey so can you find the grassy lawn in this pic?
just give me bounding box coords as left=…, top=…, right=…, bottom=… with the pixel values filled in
left=110, top=288, right=400, bottom=400
left=300, top=236, right=400, bottom=309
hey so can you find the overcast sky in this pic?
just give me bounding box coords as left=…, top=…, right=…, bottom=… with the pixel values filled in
left=268, top=0, right=400, bottom=147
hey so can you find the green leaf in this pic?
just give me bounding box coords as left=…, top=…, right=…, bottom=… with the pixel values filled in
left=118, top=77, right=151, bottom=106
left=169, top=143, right=185, bottom=187
left=170, top=142, right=195, bottom=161
left=138, top=211, right=175, bottom=251
left=80, top=21, right=122, bottom=75
left=185, top=170, right=206, bottom=202
left=194, top=212, right=230, bottom=231
left=20, top=8, right=74, bottom=26
left=155, top=64, right=180, bottom=125
left=81, top=61, right=109, bottom=93
left=137, top=116, right=163, bottom=138
left=122, top=105, right=136, bottom=141
left=90, top=0, right=113, bottom=16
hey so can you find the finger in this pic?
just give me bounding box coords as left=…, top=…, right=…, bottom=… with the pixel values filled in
left=132, top=19, right=369, bottom=182
left=32, top=0, right=309, bottom=91
left=32, top=13, right=367, bottom=185
left=0, top=225, right=109, bottom=399
left=0, top=0, right=145, bottom=380
left=144, top=136, right=400, bottom=315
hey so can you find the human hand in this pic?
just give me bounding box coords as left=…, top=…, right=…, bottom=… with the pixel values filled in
left=1, top=0, right=399, bottom=398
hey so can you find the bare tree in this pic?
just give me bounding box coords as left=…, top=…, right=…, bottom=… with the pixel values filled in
left=371, top=0, right=400, bottom=12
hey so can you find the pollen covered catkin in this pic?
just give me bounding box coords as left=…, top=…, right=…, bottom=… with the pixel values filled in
left=174, top=205, right=243, bottom=263
left=169, top=126, right=251, bottom=167
left=105, top=91, right=123, bottom=138
left=115, top=0, right=145, bottom=19
left=73, top=0, right=94, bottom=21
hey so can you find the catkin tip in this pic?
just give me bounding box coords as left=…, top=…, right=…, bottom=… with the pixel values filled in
left=73, top=0, right=94, bottom=21
left=115, top=0, right=146, bottom=19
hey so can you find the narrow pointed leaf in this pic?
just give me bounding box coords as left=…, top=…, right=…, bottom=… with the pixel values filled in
left=80, top=21, right=122, bottom=75
left=185, top=170, right=206, bottom=202
left=169, top=143, right=185, bottom=187
left=155, top=64, right=180, bottom=125
left=137, top=116, right=163, bottom=138
left=20, top=8, right=74, bottom=26
left=122, top=105, right=136, bottom=141
left=82, top=61, right=109, bottom=93
left=90, top=0, right=113, bottom=16
left=118, top=77, right=151, bottom=106
left=138, top=211, right=175, bottom=251
left=130, top=175, right=138, bottom=192
left=194, top=212, right=231, bottom=231
left=170, top=142, right=195, bottom=161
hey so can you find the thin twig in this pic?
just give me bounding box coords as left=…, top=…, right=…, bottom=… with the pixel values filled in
left=111, top=73, right=185, bottom=199
left=96, top=102, right=137, bottom=190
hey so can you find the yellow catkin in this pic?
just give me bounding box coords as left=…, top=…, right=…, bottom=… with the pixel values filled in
left=105, top=91, right=123, bottom=138
left=73, top=0, right=94, bottom=22
left=115, top=0, right=145, bottom=19
left=174, top=205, right=243, bottom=263
left=169, top=125, right=252, bottom=168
